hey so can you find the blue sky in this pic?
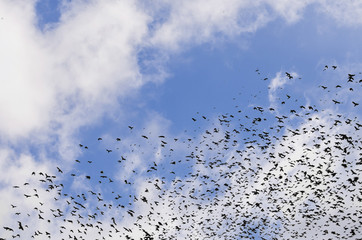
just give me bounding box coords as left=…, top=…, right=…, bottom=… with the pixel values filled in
left=1, top=0, right=362, bottom=239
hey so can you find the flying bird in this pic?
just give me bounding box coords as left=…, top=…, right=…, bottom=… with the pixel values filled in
left=3, top=67, right=362, bottom=240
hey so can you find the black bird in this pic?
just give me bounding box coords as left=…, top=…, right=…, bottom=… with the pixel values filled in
left=4, top=66, right=362, bottom=240
left=3, top=226, right=14, bottom=231
left=18, top=221, right=24, bottom=231
left=348, top=74, right=355, bottom=82
left=285, top=72, right=293, bottom=79
left=57, top=167, right=63, bottom=173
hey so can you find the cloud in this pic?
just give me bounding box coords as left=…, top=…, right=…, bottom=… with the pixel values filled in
left=149, top=0, right=273, bottom=51
left=1, top=0, right=362, bottom=238
left=3, top=104, right=361, bottom=239
left=0, top=147, right=56, bottom=228
left=0, top=0, right=150, bottom=144
left=265, top=0, right=315, bottom=24
left=1, top=0, right=361, bottom=145
left=318, top=0, right=362, bottom=27
left=117, top=104, right=362, bottom=239
left=0, top=1, right=53, bottom=140
left=268, top=71, right=298, bottom=111
left=1, top=0, right=362, bottom=144
left=0, top=1, right=151, bottom=233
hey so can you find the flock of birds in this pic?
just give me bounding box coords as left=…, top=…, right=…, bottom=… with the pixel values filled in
left=1, top=66, right=362, bottom=239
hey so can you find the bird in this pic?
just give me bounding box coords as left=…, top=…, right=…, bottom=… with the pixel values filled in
left=348, top=74, right=355, bottom=82
left=285, top=72, right=293, bottom=79
left=3, top=67, right=362, bottom=240
left=17, top=221, right=24, bottom=231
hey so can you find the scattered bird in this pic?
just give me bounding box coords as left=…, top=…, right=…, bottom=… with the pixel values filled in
left=285, top=72, right=293, bottom=79
left=57, top=167, right=63, bottom=174
left=2, top=70, right=361, bottom=240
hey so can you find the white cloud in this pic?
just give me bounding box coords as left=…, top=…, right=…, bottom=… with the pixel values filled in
left=318, top=0, right=362, bottom=26
left=112, top=111, right=190, bottom=181
left=0, top=0, right=150, bottom=144
left=0, top=1, right=53, bottom=140
left=112, top=108, right=362, bottom=239
left=149, top=0, right=273, bottom=51
left=1, top=0, right=361, bottom=147
left=0, top=148, right=55, bottom=228
left=1, top=0, right=362, bottom=238
left=268, top=70, right=298, bottom=111
left=264, top=0, right=315, bottom=23
left=0, top=1, right=151, bottom=233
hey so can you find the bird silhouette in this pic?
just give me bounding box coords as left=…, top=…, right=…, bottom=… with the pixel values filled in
left=2, top=70, right=361, bottom=240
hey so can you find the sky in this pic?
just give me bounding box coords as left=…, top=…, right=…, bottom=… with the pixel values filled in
left=0, top=0, right=362, bottom=239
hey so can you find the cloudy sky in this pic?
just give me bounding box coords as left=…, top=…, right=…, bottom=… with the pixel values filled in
left=0, top=0, right=362, bottom=239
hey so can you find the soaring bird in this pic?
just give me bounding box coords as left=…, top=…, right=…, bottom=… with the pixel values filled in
left=285, top=72, right=293, bottom=79
left=3, top=67, right=362, bottom=240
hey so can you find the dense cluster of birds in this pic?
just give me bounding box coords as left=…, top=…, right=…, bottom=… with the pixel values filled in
left=1, top=67, right=362, bottom=239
